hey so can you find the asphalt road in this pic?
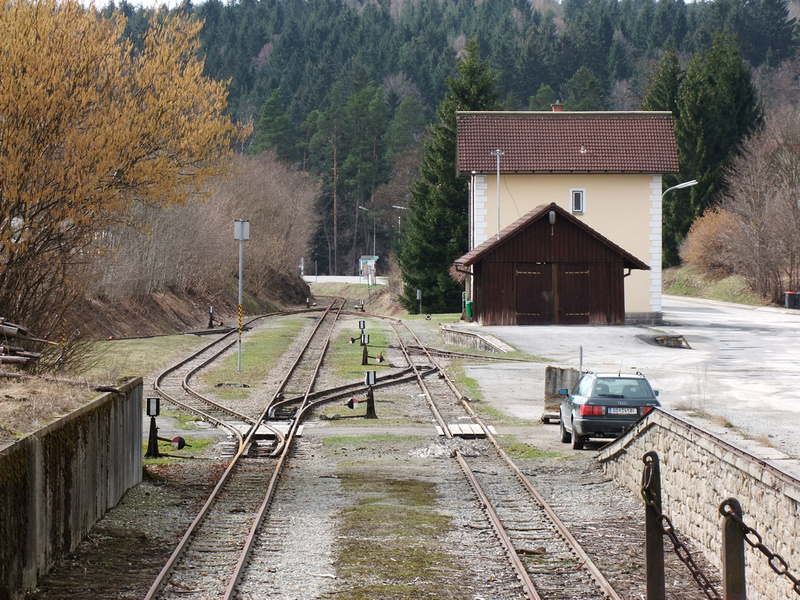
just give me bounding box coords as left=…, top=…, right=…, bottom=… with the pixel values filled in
left=460, top=295, right=800, bottom=466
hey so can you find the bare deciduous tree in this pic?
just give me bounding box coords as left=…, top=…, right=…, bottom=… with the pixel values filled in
left=88, top=152, right=318, bottom=306
left=683, top=108, right=800, bottom=301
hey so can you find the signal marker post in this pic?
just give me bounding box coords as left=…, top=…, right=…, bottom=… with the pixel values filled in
left=234, top=219, right=249, bottom=372
left=361, top=333, right=370, bottom=365
left=145, top=397, right=161, bottom=458
left=364, top=371, right=377, bottom=419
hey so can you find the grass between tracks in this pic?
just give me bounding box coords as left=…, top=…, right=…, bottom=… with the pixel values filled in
left=326, top=316, right=394, bottom=379
left=199, top=315, right=310, bottom=400
left=330, top=467, right=460, bottom=599
left=141, top=437, right=217, bottom=464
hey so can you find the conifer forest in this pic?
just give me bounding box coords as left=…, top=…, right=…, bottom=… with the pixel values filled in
left=99, top=0, right=800, bottom=308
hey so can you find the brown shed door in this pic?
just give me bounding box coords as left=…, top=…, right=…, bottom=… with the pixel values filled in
left=515, top=262, right=592, bottom=324
left=516, top=263, right=552, bottom=324
left=556, top=264, right=591, bottom=324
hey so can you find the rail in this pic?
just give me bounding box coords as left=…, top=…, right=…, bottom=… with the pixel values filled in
left=394, top=320, right=622, bottom=600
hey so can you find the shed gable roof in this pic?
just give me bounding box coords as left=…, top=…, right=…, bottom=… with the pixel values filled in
left=456, top=111, right=679, bottom=175
left=455, top=203, right=650, bottom=270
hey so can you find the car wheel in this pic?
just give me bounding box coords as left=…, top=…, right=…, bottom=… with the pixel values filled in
left=571, top=422, right=585, bottom=450
left=559, top=418, right=571, bottom=443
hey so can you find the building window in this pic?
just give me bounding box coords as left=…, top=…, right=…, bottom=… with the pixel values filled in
left=571, top=189, right=585, bottom=214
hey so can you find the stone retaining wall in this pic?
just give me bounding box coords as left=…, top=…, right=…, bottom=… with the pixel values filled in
left=0, top=378, right=143, bottom=600
left=598, top=409, right=800, bottom=599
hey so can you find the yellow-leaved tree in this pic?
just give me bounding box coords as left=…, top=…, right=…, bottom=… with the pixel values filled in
left=0, top=0, right=247, bottom=345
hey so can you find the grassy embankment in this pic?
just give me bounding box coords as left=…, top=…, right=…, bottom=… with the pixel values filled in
left=662, top=266, right=767, bottom=306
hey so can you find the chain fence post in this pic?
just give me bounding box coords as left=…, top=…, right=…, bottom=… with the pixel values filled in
left=720, top=498, right=747, bottom=600
left=642, top=450, right=666, bottom=600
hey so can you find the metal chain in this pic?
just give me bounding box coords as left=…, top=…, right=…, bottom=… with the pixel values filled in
left=720, top=499, right=800, bottom=595
left=641, top=462, right=722, bottom=600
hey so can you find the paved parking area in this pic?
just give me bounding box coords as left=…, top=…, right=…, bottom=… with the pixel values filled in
left=457, top=296, right=800, bottom=474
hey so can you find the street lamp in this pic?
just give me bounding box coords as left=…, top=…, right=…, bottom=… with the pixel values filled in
left=662, top=179, right=698, bottom=197
left=392, top=205, right=408, bottom=229
left=234, top=219, right=249, bottom=372
left=358, top=205, right=376, bottom=256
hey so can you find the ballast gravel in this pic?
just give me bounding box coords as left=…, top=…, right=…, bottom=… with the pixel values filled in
left=26, top=423, right=719, bottom=599
left=24, top=314, right=721, bottom=599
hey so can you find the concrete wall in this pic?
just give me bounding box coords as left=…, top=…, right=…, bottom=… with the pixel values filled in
left=599, top=410, right=800, bottom=600
left=439, top=325, right=514, bottom=353
left=0, top=378, right=143, bottom=600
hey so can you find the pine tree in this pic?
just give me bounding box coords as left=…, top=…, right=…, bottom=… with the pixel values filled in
left=252, top=88, right=299, bottom=161
left=742, top=0, right=796, bottom=67
left=668, top=33, right=762, bottom=266
left=308, top=84, right=346, bottom=274
left=641, top=46, right=682, bottom=115
left=384, top=96, right=427, bottom=161
left=641, top=47, right=685, bottom=266
left=398, top=38, right=503, bottom=313
left=529, top=84, right=557, bottom=110
left=607, top=35, right=633, bottom=83
left=564, top=66, right=606, bottom=110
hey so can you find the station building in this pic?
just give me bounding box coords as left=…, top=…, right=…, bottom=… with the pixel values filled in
left=454, top=110, right=679, bottom=325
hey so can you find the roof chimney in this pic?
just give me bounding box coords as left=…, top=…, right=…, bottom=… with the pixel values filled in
left=551, top=102, right=563, bottom=112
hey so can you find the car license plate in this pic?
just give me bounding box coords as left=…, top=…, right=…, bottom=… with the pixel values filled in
left=608, top=407, right=637, bottom=415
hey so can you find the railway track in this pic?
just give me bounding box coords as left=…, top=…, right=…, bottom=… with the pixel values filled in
left=143, top=308, right=627, bottom=599
left=393, top=320, right=622, bottom=600
left=144, top=299, right=345, bottom=600
left=154, top=328, right=255, bottom=451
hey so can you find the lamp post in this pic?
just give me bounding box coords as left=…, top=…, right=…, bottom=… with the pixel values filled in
left=358, top=205, right=376, bottom=256
left=234, top=219, right=249, bottom=372
left=490, top=149, right=504, bottom=239
left=662, top=179, right=698, bottom=197
left=392, top=205, right=408, bottom=229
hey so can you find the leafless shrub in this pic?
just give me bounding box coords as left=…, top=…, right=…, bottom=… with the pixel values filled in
left=389, top=0, right=412, bottom=21
left=680, top=208, right=738, bottom=279
left=453, top=33, right=468, bottom=58
left=87, top=151, right=318, bottom=304
left=253, top=41, right=274, bottom=71
left=217, top=152, right=318, bottom=292
left=383, top=73, right=425, bottom=108
left=529, top=0, right=562, bottom=16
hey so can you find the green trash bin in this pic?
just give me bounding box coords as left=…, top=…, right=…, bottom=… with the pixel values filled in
left=465, top=300, right=473, bottom=318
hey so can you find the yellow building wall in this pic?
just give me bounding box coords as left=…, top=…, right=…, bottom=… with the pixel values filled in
left=471, top=173, right=662, bottom=319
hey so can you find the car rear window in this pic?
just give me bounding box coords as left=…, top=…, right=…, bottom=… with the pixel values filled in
left=592, top=378, right=652, bottom=398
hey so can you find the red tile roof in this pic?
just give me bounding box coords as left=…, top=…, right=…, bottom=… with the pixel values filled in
left=454, top=203, right=650, bottom=270
left=456, top=111, right=679, bottom=175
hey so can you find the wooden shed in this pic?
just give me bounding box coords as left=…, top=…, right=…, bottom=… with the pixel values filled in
left=454, top=203, right=649, bottom=325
